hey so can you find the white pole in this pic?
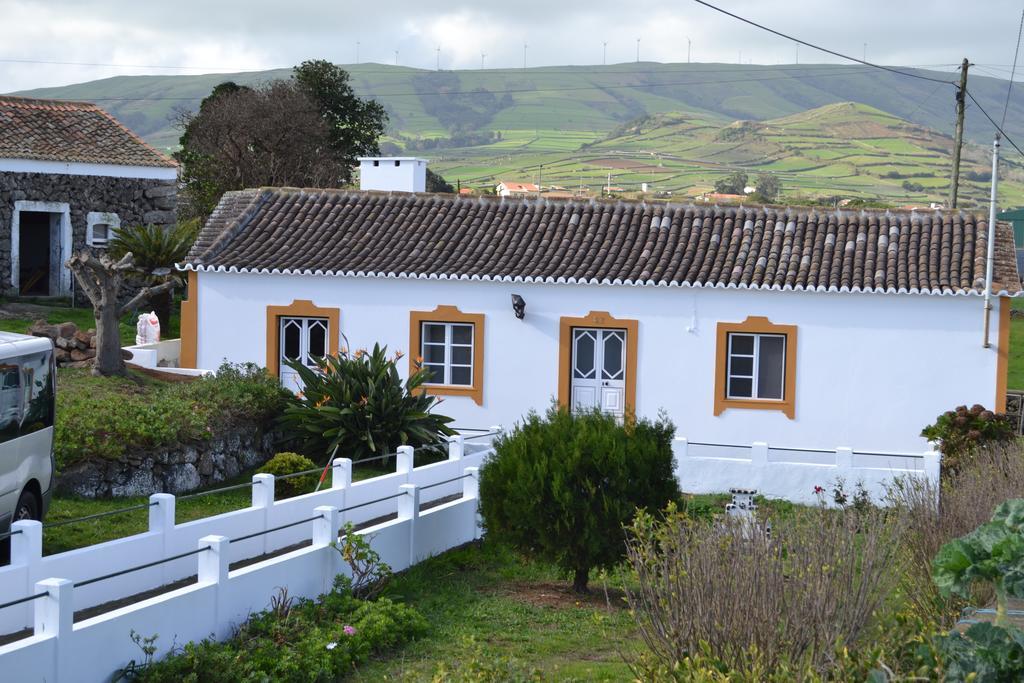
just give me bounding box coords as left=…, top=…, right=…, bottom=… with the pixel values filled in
left=983, top=134, right=1000, bottom=348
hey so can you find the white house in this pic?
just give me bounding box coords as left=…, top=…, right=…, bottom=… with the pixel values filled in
left=495, top=180, right=539, bottom=197
left=179, top=187, right=1019, bottom=454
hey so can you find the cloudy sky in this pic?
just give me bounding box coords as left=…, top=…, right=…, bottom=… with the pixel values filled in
left=1, top=0, right=1021, bottom=92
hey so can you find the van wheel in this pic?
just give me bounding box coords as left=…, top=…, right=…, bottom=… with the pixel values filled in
left=14, top=490, right=40, bottom=522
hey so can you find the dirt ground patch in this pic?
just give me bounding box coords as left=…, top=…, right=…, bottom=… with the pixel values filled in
left=488, top=580, right=629, bottom=611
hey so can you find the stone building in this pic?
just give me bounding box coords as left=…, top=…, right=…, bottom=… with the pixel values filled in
left=0, top=95, right=178, bottom=297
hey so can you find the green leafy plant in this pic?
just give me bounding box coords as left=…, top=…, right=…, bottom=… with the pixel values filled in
left=921, top=404, right=1015, bottom=475
left=108, top=221, right=200, bottom=332
left=933, top=498, right=1024, bottom=626
left=135, top=578, right=426, bottom=682
left=261, top=452, right=318, bottom=498
left=334, top=522, right=392, bottom=600
left=934, top=621, right=1024, bottom=682
left=478, top=405, right=680, bottom=593
left=278, top=344, right=454, bottom=463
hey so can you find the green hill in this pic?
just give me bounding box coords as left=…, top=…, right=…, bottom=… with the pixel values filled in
left=429, top=102, right=1024, bottom=208
left=10, top=62, right=1024, bottom=151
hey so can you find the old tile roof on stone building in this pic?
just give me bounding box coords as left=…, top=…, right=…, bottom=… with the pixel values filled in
left=183, top=188, right=1022, bottom=296
left=0, top=95, right=177, bottom=168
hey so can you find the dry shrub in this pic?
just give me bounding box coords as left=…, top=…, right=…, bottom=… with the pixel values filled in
left=887, top=441, right=1024, bottom=623
left=624, top=505, right=902, bottom=678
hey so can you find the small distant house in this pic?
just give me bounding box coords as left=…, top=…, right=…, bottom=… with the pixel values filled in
left=495, top=181, right=539, bottom=197
left=179, top=162, right=1020, bottom=453
left=0, top=96, right=178, bottom=297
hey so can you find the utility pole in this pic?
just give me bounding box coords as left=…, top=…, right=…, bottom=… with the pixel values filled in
left=603, top=41, right=607, bottom=65
left=481, top=53, right=486, bottom=70
left=636, top=38, right=641, bottom=63
left=983, top=134, right=1000, bottom=348
left=394, top=50, right=399, bottom=66
left=537, top=165, right=543, bottom=198
left=523, top=43, right=528, bottom=69
left=949, top=57, right=970, bottom=209
left=687, top=37, right=691, bottom=63
left=436, top=46, right=441, bottom=71
left=795, top=43, right=799, bottom=64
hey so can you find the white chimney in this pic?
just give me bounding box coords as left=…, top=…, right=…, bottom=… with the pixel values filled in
left=358, top=157, right=428, bottom=193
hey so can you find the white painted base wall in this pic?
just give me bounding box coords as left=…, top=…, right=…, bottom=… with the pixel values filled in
left=195, top=271, right=1005, bottom=452
left=673, top=438, right=940, bottom=505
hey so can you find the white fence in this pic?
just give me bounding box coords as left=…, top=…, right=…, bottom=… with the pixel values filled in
left=674, top=437, right=940, bottom=505
left=0, top=434, right=494, bottom=682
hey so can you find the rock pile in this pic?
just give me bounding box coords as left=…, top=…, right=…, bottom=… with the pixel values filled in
left=27, top=320, right=131, bottom=368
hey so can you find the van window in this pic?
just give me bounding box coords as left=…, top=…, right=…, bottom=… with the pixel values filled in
left=0, top=351, right=54, bottom=444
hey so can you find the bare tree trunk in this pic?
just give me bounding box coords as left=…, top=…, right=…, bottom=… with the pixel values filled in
left=94, top=302, right=126, bottom=375
left=65, top=251, right=176, bottom=376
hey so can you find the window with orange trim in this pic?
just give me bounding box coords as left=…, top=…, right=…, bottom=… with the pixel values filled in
left=714, top=317, right=797, bottom=419
left=409, top=306, right=484, bottom=406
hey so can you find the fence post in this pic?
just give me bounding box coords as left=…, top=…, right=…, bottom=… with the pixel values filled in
left=924, top=449, right=942, bottom=491
left=332, top=458, right=351, bottom=524
left=252, top=473, right=275, bottom=555
left=35, top=577, right=73, bottom=680
left=10, top=520, right=41, bottom=630
left=672, top=437, right=688, bottom=483
left=149, top=493, right=176, bottom=583
left=396, top=445, right=414, bottom=483
left=313, top=506, right=340, bottom=593
left=447, top=434, right=464, bottom=461
left=463, top=466, right=482, bottom=540
left=398, top=483, right=419, bottom=567
left=198, top=534, right=230, bottom=639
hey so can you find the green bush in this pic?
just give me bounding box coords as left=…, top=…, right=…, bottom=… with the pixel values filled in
left=261, top=452, right=318, bottom=498
left=478, top=406, right=679, bottom=593
left=55, top=362, right=288, bottom=469
left=278, top=344, right=454, bottom=463
left=921, top=404, right=1016, bottom=475
left=134, top=576, right=427, bottom=682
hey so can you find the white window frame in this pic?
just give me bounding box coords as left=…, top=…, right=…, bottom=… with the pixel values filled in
left=86, top=211, right=121, bottom=248
left=420, top=321, right=474, bottom=387
left=280, top=316, right=329, bottom=369
left=726, top=332, right=787, bottom=401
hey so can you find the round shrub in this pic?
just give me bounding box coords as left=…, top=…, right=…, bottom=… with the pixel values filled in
left=921, top=404, right=1016, bottom=475
left=262, top=452, right=318, bottom=498
left=479, top=406, right=680, bottom=593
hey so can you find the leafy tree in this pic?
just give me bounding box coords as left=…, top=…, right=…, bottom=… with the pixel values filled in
left=278, top=344, right=454, bottom=463
left=478, top=406, right=680, bottom=593
left=426, top=169, right=454, bottom=193
left=755, top=173, right=781, bottom=202
left=108, top=221, right=199, bottom=333
left=713, top=171, right=748, bottom=195
left=176, top=62, right=387, bottom=219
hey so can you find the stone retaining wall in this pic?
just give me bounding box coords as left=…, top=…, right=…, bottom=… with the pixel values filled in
left=56, top=423, right=280, bottom=498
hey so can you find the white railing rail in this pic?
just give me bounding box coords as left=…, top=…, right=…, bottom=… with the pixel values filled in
left=675, top=437, right=940, bottom=506
left=0, top=429, right=501, bottom=638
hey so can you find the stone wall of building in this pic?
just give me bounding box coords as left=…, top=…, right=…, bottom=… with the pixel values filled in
left=0, top=171, right=177, bottom=297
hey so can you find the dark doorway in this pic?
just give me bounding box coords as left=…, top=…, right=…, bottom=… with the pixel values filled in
left=18, top=212, right=51, bottom=295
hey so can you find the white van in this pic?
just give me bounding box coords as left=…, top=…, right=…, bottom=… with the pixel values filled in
left=0, top=332, right=55, bottom=539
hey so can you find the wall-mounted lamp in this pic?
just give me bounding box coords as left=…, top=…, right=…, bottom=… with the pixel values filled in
left=511, top=294, right=526, bottom=319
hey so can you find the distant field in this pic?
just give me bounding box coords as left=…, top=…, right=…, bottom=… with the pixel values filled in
left=430, top=102, right=1024, bottom=208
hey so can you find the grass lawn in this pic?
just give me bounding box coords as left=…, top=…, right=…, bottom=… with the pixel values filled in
left=352, top=541, right=642, bottom=682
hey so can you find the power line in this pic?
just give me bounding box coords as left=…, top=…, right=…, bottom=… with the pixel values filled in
left=692, top=0, right=955, bottom=86
left=965, top=88, right=1024, bottom=158
left=1002, top=8, right=1024, bottom=128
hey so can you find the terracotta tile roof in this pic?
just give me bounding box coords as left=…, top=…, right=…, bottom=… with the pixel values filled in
left=183, top=189, right=1022, bottom=297
left=0, top=96, right=177, bottom=168
left=498, top=181, right=539, bottom=192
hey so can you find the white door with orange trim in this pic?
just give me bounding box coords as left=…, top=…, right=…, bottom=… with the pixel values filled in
left=279, top=316, right=329, bottom=392
left=570, top=327, right=626, bottom=417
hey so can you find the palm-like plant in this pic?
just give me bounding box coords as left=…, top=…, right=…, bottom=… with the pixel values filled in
left=108, top=220, right=200, bottom=333
left=278, top=344, right=455, bottom=463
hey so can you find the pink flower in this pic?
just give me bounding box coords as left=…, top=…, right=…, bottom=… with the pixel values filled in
left=343, top=625, right=356, bottom=636
left=813, top=485, right=825, bottom=495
